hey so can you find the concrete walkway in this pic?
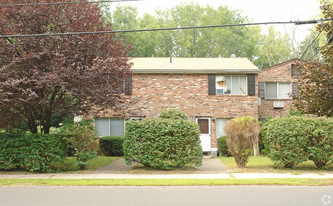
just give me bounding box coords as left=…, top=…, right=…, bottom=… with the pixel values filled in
left=93, top=158, right=135, bottom=174
left=93, top=156, right=228, bottom=174
left=197, top=157, right=228, bottom=173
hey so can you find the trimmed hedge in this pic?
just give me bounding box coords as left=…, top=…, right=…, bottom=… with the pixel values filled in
left=158, top=108, right=188, bottom=120
left=99, top=136, right=124, bottom=156
left=262, top=115, right=333, bottom=169
left=124, top=118, right=203, bottom=170
left=0, top=133, right=66, bottom=172
left=217, top=136, right=230, bottom=156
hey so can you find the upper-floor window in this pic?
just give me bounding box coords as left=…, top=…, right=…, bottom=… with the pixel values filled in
left=216, top=75, right=247, bottom=95
left=265, top=82, right=291, bottom=99
left=291, top=64, right=301, bottom=76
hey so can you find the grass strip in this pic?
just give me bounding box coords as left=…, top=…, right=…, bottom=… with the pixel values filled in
left=0, top=178, right=332, bottom=186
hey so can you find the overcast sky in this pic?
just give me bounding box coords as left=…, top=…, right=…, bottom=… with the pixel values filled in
left=111, top=0, right=321, bottom=42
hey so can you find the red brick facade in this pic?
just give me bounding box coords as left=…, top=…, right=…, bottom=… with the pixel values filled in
left=258, top=59, right=303, bottom=119
left=86, top=73, right=259, bottom=150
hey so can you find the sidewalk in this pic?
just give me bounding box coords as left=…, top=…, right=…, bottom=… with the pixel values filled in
left=0, top=172, right=332, bottom=179
left=0, top=157, right=332, bottom=179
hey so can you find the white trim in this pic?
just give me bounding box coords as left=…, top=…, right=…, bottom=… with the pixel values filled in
left=196, top=117, right=211, bottom=135
left=196, top=117, right=212, bottom=152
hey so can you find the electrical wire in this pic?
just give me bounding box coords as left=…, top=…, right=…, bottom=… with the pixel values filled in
left=1, top=18, right=332, bottom=38
left=300, top=23, right=328, bottom=59
left=0, top=0, right=140, bottom=7
left=310, top=33, right=333, bottom=59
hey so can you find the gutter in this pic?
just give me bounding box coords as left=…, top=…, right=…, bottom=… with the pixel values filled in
left=132, top=69, right=260, bottom=74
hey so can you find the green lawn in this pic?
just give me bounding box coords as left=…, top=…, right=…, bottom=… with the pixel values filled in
left=0, top=178, right=332, bottom=186
left=51, top=156, right=120, bottom=172
left=219, top=156, right=333, bottom=173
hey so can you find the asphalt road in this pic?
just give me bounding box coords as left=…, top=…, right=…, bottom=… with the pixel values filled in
left=0, top=186, right=332, bottom=206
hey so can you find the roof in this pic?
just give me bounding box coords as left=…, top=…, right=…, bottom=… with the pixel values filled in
left=129, top=57, right=259, bottom=74
left=261, top=58, right=307, bottom=72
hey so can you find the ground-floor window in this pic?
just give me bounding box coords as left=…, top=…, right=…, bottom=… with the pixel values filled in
left=216, top=118, right=230, bottom=138
left=94, top=118, right=124, bottom=137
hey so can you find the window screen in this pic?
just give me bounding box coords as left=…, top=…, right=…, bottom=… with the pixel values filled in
left=95, top=118, right=109, bottom=137
left=232, top=76, right=240, bottom=94
left=110, top=119, right=124, bottom=136
left=266, top=83, right=277, bottom=99
left=95, top=118, right=124, bottom=137
left=278, top=83, right=290, bottom=98
left=216, top=119, right=229, bottom=138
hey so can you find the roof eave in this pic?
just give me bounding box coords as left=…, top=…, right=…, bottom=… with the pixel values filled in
left=132, top=69, right=259, bottom=74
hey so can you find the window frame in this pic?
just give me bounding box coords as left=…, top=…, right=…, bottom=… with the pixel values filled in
left=264, top=82, right=292, bottom=99
left=215, top=75, right=247, bottom=95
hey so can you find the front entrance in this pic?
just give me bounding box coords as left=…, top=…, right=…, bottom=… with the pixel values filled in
left=196, top=117, right=211, bottom=152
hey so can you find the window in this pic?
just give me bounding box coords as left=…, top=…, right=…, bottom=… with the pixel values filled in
left=216, top=118, right=230, bottom=137
left=94, top=118, right=124, bottom=137
left=197, top=119, right=209, bottom=134
left=265, top=82, right=291, bottom=99
left=291, top=64, right=301, bottom=76
left=216, top=75, right=247, bottom=95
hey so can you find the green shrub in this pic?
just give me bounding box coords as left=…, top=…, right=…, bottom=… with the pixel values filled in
left=217, top=136, right=230, bottom=156
left=262, top=116, right=333, bottom=169
left=60, top=120, right=98, bottom=170
left=305, top=117, right=333, bottom=169
left=99, top=136, right=124, bottom=156
left=224, top=116, right=259, bottom=168
left=124, top=118, right=202, bottom=170
left=0, top=132, right=66, bottom=172
left=158, top=108, right=188, bottom=120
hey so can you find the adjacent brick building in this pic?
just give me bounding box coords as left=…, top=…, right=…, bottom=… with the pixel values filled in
left=86, top=57, right=260, bottom=154
left=258, top=58, right=304, bottom=120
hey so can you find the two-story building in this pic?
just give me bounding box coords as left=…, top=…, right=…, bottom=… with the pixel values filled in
left=85, top=57, right=260, bottom=155
left=258, top=58, right=304, bottom=120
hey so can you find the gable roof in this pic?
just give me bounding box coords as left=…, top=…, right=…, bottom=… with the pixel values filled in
left=260, top=58, right=307, bottom=72
left=129, top=57, right=259, bottom=74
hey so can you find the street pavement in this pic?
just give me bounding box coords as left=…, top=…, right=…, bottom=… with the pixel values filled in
left=0, top=186, right=332, bottom=206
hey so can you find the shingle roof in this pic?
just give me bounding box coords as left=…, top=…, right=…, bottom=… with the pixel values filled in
left=129, top=57, right=259, bottom=74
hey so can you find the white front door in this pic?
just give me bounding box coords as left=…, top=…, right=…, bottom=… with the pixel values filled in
left=196, top=117, right=211, bottom=152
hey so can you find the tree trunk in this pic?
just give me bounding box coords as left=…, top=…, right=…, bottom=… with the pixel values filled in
left=253, top=141, right=260, bottom=156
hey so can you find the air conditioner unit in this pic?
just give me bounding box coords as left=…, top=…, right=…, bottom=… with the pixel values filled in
left=273, top=101, right=284, bottom=108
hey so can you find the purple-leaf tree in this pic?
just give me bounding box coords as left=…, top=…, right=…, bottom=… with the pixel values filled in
left=0, top=0, right=131, bottom=133
left=293, top=2, right=333, bottom=117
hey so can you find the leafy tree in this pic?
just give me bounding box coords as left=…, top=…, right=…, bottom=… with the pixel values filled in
left=0, top=0, right=131, bottom=133
left=108, top=3, right=261, bottom=59
left=60, top=120, right=98, bottom=170
left=293, top=2, right=333, bottom=117
left=254, top=26, right=294, bottom=68
left=106, top=3, right=296, bottom=68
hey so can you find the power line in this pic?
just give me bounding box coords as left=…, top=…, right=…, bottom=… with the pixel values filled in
left=310, top=33, right=333, bottom=59
left=0, top=18, right=332, bottom=38
left=0, top=0, right=140, bottom=7
left=300, top=23, right=328, bottom=59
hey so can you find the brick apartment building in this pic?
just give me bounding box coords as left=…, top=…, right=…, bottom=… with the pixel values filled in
left=258, top=58, right=304, bottom=120
left=86, top=57, right=260, bottom=154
